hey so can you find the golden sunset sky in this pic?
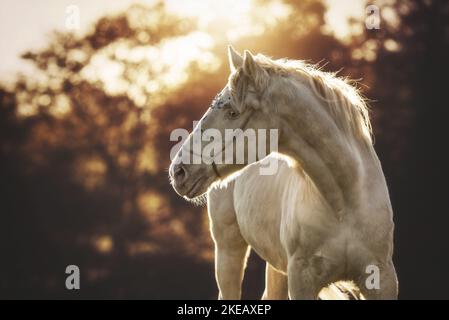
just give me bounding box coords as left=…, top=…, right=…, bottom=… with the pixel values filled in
left=0, top=0, right=365, bottom=81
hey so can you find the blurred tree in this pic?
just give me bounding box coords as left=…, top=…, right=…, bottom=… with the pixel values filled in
left=0, top=2, right=217, bottom=299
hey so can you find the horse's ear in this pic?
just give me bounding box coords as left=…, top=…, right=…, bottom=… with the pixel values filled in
left=243, top=50, right=267, bottom=90
left=228, top=45, right=243, bottom=72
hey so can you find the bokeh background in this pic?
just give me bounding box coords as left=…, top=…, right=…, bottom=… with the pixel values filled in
left=0, top=0, right=448, bottom=299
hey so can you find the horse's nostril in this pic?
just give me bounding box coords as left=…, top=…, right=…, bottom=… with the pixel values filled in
left=173, top=164, right=187, bottom=183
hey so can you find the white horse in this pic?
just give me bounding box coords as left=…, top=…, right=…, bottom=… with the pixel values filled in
left=169, top=46, right=398, bottom=299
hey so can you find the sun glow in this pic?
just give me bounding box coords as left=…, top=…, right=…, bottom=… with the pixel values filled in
left=81, top=30, right=218, bottom=106
left=79, top=0, right=291, bottom=107
left=167, top=0, right=290, bottom=40
left=166, top=0, right=254, bottom=29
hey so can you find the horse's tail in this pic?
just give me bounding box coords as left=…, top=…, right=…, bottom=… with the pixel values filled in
left=318, top=281, right=364, bottom=300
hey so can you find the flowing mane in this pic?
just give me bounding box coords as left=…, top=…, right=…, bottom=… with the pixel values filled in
left=229, top=54, right=373, bottom=145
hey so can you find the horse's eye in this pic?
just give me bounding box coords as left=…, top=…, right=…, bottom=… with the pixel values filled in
left=227, top=108, right=239, bottom=119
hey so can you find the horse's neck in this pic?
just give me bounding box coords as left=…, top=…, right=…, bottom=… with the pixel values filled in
left=276, top=86, right=386, bottom=217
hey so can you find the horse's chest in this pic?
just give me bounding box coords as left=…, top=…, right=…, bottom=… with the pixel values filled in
left=233, top=183, right=287, bottom=270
